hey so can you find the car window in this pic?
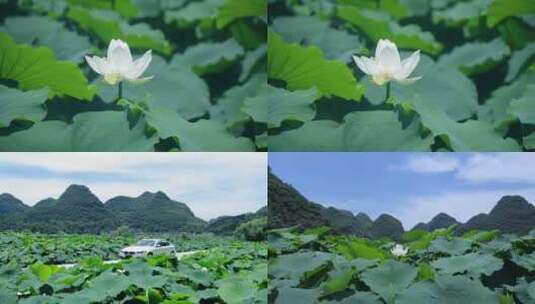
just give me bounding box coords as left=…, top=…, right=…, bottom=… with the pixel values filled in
left=136, top=240, right=156, bottom=246
left=161, top=241, right=169, bottom=246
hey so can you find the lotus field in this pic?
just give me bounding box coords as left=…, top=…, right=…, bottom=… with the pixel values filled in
left=268, top=0, right=535, bottom=151
left=0, top=0, right=266, bottom=152
left=0, top=232, right=267, bottom=303
left=268, top=227, right=535, bottom=303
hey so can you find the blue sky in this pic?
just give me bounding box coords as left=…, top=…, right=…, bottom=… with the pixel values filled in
left=0, top=153, right=267, bottom=220
left=269, top=153, right=535, bottom=229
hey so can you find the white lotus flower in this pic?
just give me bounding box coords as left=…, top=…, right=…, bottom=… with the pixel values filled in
left=391, top=244, right=408, bottom=257
left=353, top=39, right=421, bottom=85
left=85, top=39, right=153, bottom=85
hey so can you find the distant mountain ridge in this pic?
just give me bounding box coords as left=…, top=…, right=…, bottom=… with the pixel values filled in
left=413, top=213, right=459, bottom=232
left=0, top=185, right=262, bottom=234
left=268, top=170, right=535, bottom=238
left=205, top=206, right=267, bottom=235
left=455, top=195, right=535, bottom=235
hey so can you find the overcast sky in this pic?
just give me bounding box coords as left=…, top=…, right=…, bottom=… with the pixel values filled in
left=0, top=153, right=267, bottom=221
left=269, top=153, right=535, bottom=230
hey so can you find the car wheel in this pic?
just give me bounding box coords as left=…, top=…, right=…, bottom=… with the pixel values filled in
left=147, top=252, right=153, bottom=256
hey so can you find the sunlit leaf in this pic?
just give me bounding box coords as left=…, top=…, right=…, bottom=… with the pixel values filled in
left=0, top=111, right=156, bottom=151
left=0, top=32, right=95, bottom=100
left=268, top=31, right=363, bottom=101
left=0, top=85, right=48, bottom=128
left=216, top=0, right=266, bottom=28
left=337, top=6, right=443, bottom=55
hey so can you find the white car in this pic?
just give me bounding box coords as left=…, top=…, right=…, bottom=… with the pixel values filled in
left=119, top=239, right=176, bottom=258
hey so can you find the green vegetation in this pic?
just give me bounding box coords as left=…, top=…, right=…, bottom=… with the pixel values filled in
left=0, top=185, right=207, bottom=234
left=235, top=217, right=268, bottom=241
left=268, top=0, right=535, bottom=151
left=0, top=0, right=266, bottom=151
left=0, top=232, right=267, bottom=303
left=268, top=227, right=535, bottom=303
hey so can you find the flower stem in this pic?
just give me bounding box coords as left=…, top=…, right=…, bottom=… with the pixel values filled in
left=386, top=82, right=391, bottom=102
left=118, top=82, right=123, bottom=101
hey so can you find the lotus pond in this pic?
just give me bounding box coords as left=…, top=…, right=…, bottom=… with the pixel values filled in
left=0, top=232, right=267, bottom=303
left=267, top=0, right=535, bottom=151
left=268, top=227, right=535, bottom=303
left=0, top=0, right=266, bottom=152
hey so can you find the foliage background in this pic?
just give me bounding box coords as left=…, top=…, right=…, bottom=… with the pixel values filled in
left=267, top=0, right=535, bottom=151
left=0, top=0, right=267, bottom=151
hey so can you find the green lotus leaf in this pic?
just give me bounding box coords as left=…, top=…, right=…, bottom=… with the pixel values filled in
left=342, top=111, right=432, bottom=151
left=172, top=39, right=244, bottom=75
left=1, top=16, right=91, bottom=63
left=437, top=38, right=510, bottom=76
left=360, top=260, right=417, bottom=303
left=95, top=55, right=210, bottom=120
left=0, top=32, right=95, bottom=100
left=337, top=6, right=442, bottom=55
left=487, top=0, right=535, bottom=27
left=66, top=0, right=138, bottom=19
left=411, top=97, right=521, bottom=151
left=176, top=264, right=215, bottom=287
left=509, top=277, right=535, bottom=304
left=511, top=252, right=535, bottom=271
left=269, top=109, right=433, bottom=151
left=216, top=0, right=266, bottom=28
left=124, top=259, right=167, bottom=289
left=432, top=0, right=492, bottom=26
left=274, top=286, right=321, bottom=304
left=48, top=272, right=85, bottom=292
left=431, top=253, right=503, bottom=277
left=429, top=237, right=472, bottom=256
left=67, top=7, right=172, bottom=55
left=18, top=0, right=67, bottom=16
left=19, top=295, right=60, bottom=304
left=480, top=71, right=535, bottom=130
left=164, top=0, right=224, bottom=27
left=145, top=107, right=255, bottom=151
left=506, top=42, right=535, bottom=82
left=321, top=268, right=354, bottom=297
left=462, top=230, right=498, bottom=243
left=415, top=262, right=435, bottom=282
left=211, top=73, right=265, bottom=127
left=60, top=270, right=130, bottom=302
left=269, top=251, right=334, bottom=281
left=334, top=239, right=388, bottom=260
left=397, top=275, right=499, bottom=304
left=323, top=291, right=382, bottom=304
left=271, top=16, right=364, bottom=62
left=0, top=285, right=18, bottom=304
left=29, top=263, right=62, bottom=282
left=216, top=275, right=257, bottom=304
left=268, top=31, right=364, bottom=101
left=508, top=84, right=535, bottom=125
left=0, top=111, right=156, bottom=151
left=0, top=85, right=48, bottom=128
left=269, top=120, right=344, bottom=151
left=525, top=132, right=535, bottom=150
left=479, top=239, right=513, bottom=254
left=240, top=45, right=266, bottom=82
left=244, top=86, right=316, bottom=127
left=130, top=0, right=185, bottom=18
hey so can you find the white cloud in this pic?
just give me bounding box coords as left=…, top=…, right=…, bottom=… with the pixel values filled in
left=399, top=154, right=460, bottom=173
left=0, top=153, right=267, bottom=220
left=393, top=188, right=535, bottom=230
left=0, top=152, right=265, bottom=175
left=457, top=153, right=535, bottom=184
